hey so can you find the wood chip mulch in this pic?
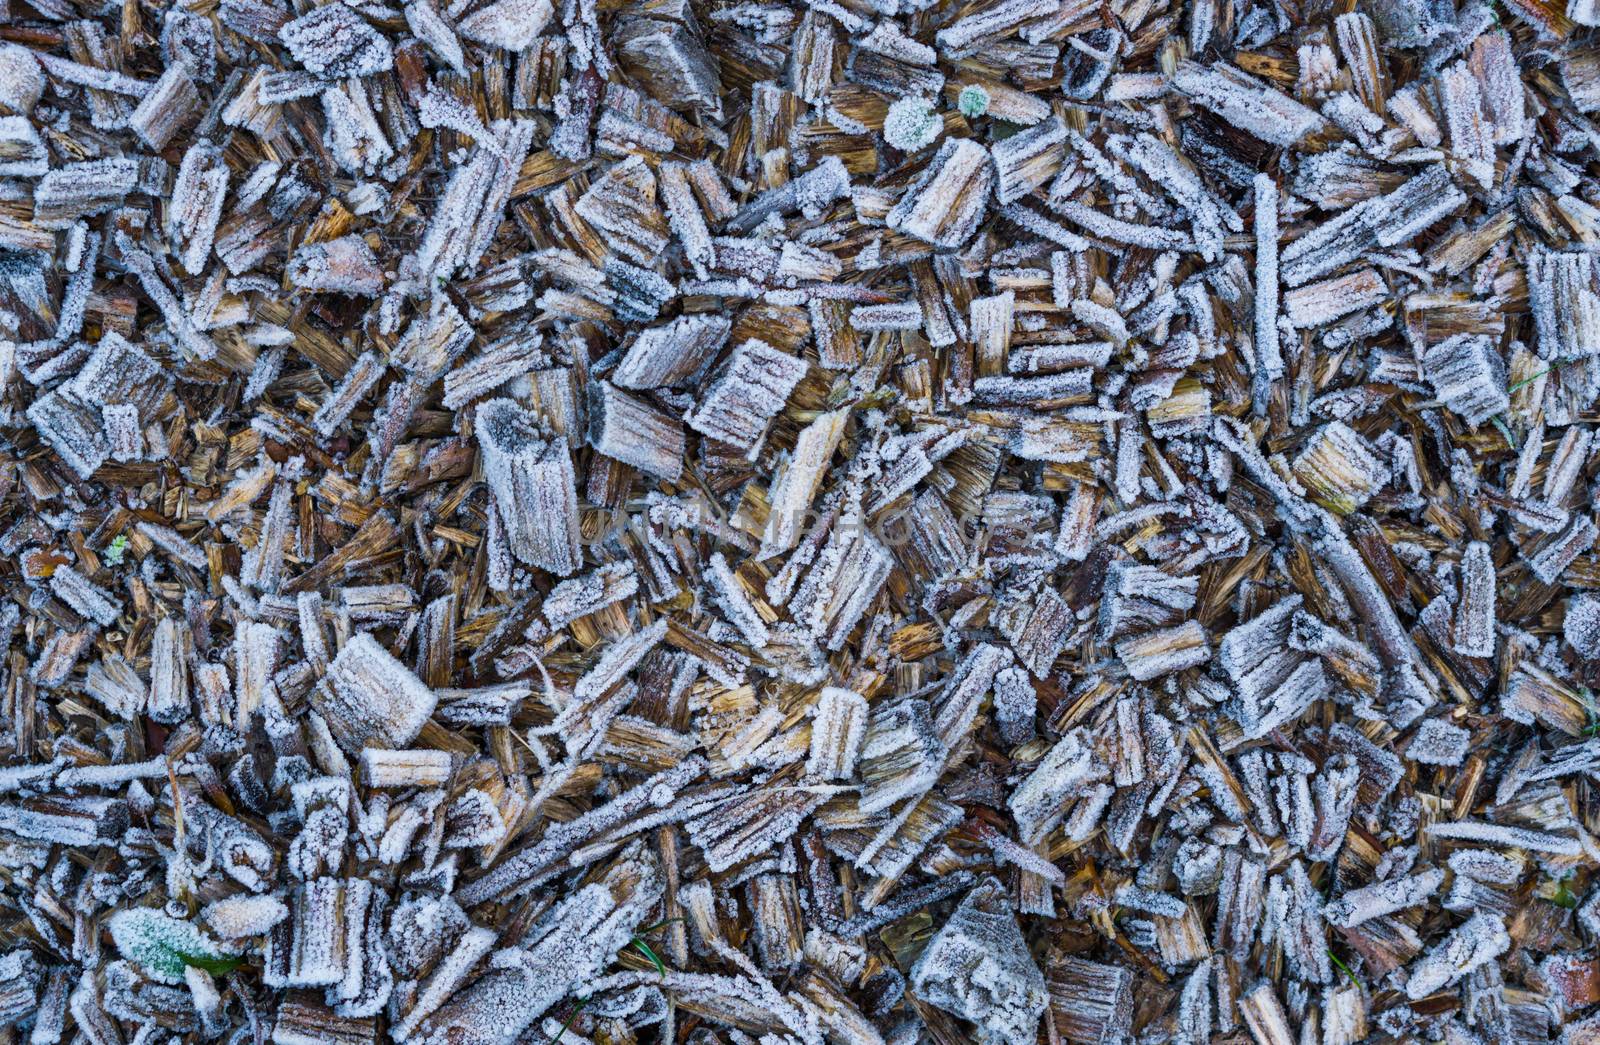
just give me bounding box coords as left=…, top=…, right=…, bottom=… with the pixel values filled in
left=2, top=0, right=1600, bottom=1043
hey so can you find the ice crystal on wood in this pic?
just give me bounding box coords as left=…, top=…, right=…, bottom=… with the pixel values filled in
left=478, top=398, right=581, bottom=577
left=318, top=634, right=438, bottom=752
left=685, top=339, right=808, bottom=454
left=0, top=3, right=1593, bottom=1044
left=910, top=878, right=1046, bottom=1045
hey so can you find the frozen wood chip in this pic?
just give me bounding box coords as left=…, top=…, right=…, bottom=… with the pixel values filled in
left=5, top=3, right=1598, bottom=1043
left=477, top=398, right=582, bottom=577
left=685, top=339, right=808, bottom=453
left=317, top=634, right=438, bottom=752
left=1172, top=61, right=1327, bottom=146
left=1406, top=718, right=1472, bottom=765
left=586, top=382, right=686, bottom=481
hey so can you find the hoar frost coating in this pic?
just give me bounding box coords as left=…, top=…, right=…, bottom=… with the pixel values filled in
left=7, top=0, right=1600, bottom=1043
left=882, top=95, right=943, bottom=152
left=909, top=878, right=1048, bottom=1045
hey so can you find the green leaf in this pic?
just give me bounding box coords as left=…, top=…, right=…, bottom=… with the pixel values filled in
left=103, top=534, right=128, bottom=566
left=631, top=936, right=666, bottom=977
left=181, top=952, right=245, bottom=975
left=108, top=908, right=240, bottom=984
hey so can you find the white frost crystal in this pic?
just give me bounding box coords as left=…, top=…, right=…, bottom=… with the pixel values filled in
left=806, top=686, right=867, bottom=780
left=477, top=397, right=582, bottom=576
left=279, top=3, right=393, bottom=78
left=1325, top=869, right=1444, bottom=928
left=1406, top=718, right=1471, bottom=766
left=910, top=877, right=1048, bottom=1045
left=0, top=44, right=44, bottom=115
left=317, top=632, right=439, bottom=751
left=202, top=894, right=289, bottom=940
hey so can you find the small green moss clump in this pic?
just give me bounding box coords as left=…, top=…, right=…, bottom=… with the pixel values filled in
left=958, top=84, right=990, bottom=119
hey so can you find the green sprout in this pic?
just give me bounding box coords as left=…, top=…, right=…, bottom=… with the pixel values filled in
left=1550, top=874, right=1580, bottom=909
left=1326, top=948, right=1361, bottom=988
left=1490, top=414, right=1518, bottom=451
left=629, top=915, right=683, bottom=977
left=630, top=936, right=666, bottom=976
left=104, top=534, right=128, bottom=566
left=1510, top=356, right=1580, bottom=394
left=547, top=996, right=589, bottom=1045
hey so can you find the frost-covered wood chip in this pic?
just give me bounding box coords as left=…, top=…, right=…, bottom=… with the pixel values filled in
left=3, top=1, right=1598, bottom=1042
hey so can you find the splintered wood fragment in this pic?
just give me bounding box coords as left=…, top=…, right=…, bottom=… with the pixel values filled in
left=1221, top=599, right=1333, bottom=740
left=0, top=795, right=128, bottom=845
left=50, top=565, right=121, bottom=626
left=806, top=687, right=868, bottom=781
left=575, top=155, right=671, bottom=266
left=1290, top=421, right=1390, bottom=514
left=586, top=382, right=685, bottom=481
left=614, top=314, right=730, bottom=389
left=1420, top=334, right=1509, bottom=427
left=1335, top=12, right=1387, bottom=113
left=850, top=301, right=922, bottom=331
left=810, top=299, right=868, bottom=372
left=441, top=336, right=546, bottom=411
left=312, top=352, right=386, bottom=438
left=1237, top=983, right=1295, bottom=1045
left=1116, top=620, right=1210, bottom=681
left=127, top=65, right=198, bottom=149
left=272, top=993, right=377, bottom=1045
left=148, top=618, right=191, bottom=723
left=288, top=236, right=384, bottom=297
left=792, top=526, right=893, bottom=651
left=574, top=618, right=668, bottom=704
left=686, top=339, right=809, bottom=454
left=684, top=784, right=827, bottom=872
left=1528, top=516, right=1598, bottom=585
left=859, top=698, right=946, bottom=813
left=1009, top=730, right=1105, bottom=843
left=1172, top=61, right=1327, bottom=146
left=1047, top=955, right=1133, bottom=1045
left=887, top=138, right=992, bottom=249
left=361, top=749, right=452, bottom=788
left=543, top=562, right=639, bottom=631
left=1453, top=541, right=1496, bottom=657
left=991, top=117, right=1066, bottom=205
left=477, top=398, right=582, bottom=576
left=316, top=633, right=438, bottom=752
left=34, top=163, right=139, bottom=233
left=1283, top=268, right=1385, bottom=329
left=910, top=879, right=1047, bottom=1043
left=761, top=409, right=847, bottom=558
